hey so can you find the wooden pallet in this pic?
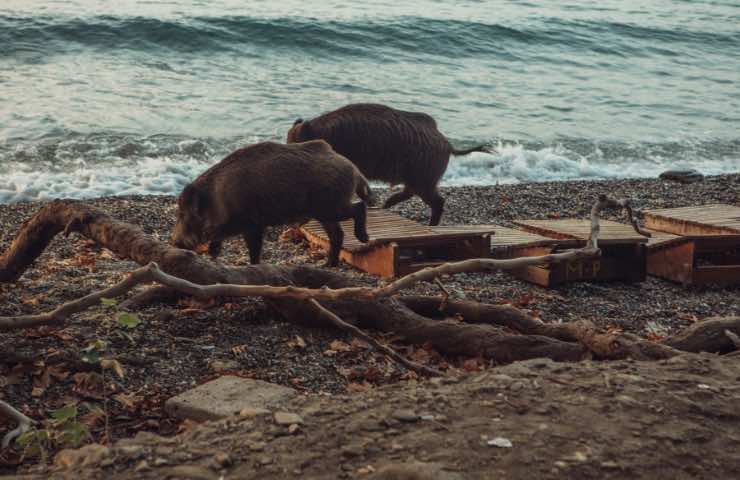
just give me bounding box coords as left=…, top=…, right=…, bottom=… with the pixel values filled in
left=299, top=208, right=494, bottom=277
left=642, top=205, right=740, bottom=285
left=507, top=219, right=649, bottom=286
left=644, top=204, right=740, bottom=235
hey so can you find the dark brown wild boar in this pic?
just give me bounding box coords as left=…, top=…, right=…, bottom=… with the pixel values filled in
left=171, top=140, right=370, bottom=267
left=286, top=103, right=490, bottom=225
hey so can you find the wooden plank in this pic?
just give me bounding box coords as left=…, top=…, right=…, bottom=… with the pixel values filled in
left=343, top=243, right=398, bottom=278
left=647, top=240, right=695, bottom=285
left=693, top=266, right=740, bottom=286
left=513, top=219, right=648, bottom=244
left=644, top=204, right=740, bottom=235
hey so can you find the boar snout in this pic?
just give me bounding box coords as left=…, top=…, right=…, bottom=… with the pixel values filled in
left=170, top=221, right=199, bottom=251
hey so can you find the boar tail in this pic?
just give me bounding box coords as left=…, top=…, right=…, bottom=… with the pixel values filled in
left=451, top=144, right=492, bottom=156
left=355, top=173, right=375, bottom=206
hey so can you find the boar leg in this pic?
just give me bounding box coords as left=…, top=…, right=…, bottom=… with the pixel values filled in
left=352, top=201, right=369, bottom=243
left=382, top=187, right=413, bottom=210
left=419, top=188, right=445, bottom=226
left=208, top=240, right=223, bottom=259
left=319, top=221, right=344, bottom=267
left=243, top=225, right=265, bottom=264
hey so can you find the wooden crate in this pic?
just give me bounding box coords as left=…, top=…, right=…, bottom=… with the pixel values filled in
left=642, top=205, right=740, bottom=286
left=299, top=208, right=494, bottom=277
left=644, top=204, right=740, bottom=236
left=508, top=219, right=649, bottom=286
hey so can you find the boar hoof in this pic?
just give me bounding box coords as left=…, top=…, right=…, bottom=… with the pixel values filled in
left=356, top=232, right=369, bottom=243
left=324, top=259, right=339, bottom=268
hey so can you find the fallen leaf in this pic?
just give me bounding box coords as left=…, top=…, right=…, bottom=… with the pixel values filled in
left=73, top=372, right=107, bottom=399
left=100, top=359, right=125, bottom=379
left=279, top=227, right=305, bottom=244
left=114, top=393, right=141, bottom=411
left=329, top=340, right=351, bottom=352
left=645, top=332, right=665, bottom=342
left=517, top=292, right=533, bottom=307
left=462, top=358, right=484, bottom=372
left=177, top=418, right=200, bottom=433
left=346, top=381, right=372, bottom=393
left=231, top=344, right=248, bottom=357
left=287, top=336, right=307, bottom=349
left=607, top=325, right=624, bottom=335
left=350, top=338, right=369, bottom=350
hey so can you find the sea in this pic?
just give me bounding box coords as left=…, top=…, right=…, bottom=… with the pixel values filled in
left=1, top=0, right=739, bottom=204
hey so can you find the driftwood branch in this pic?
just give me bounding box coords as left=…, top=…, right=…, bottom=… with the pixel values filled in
left=1, top=195, right=734, bottom=373
left=588, top=195, right=650, bottom=249
left=0, top=400, right=35, bottom=448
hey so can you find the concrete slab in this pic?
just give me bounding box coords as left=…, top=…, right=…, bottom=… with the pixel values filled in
left=165, top=376, right=297, bottom=422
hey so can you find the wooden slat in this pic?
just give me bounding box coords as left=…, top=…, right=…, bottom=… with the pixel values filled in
left=644, top=204, right=740, bottom=235
left=301, top=208, right=499, bottom=253
left=513, top=219, right=648, bottom=244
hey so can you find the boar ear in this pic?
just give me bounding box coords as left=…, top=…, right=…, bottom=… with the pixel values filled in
left=180, top=184, right=208, bottom=216
left=293, top=118, right=303, bottom=126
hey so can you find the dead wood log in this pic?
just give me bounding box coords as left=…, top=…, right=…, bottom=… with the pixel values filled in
left=663, top=316, right=740, bottom=354
left=398, top=296, right=582, bottom=342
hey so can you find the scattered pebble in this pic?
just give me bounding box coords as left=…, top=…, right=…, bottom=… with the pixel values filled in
left=487, top=437, right=513, bottom=448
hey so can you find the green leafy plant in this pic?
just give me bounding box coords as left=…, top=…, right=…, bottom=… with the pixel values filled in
left=16, top=404, right=91, bottom=462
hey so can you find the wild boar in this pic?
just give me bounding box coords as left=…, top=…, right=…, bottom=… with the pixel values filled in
left=171, top=140, right=371, bottom=267
left=286, top=103, right=490, bottom=225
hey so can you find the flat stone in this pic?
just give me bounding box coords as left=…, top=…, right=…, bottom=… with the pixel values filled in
left=165, top=376, right=297, bottom=422
left=274, top=412, right=304, bottom=425
left=391, top=409, right=419, bottom=423
left=370, top=462, right=464, bottom=480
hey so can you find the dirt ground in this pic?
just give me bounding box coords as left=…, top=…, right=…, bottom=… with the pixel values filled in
left=13, top=353, right=740, bottom=480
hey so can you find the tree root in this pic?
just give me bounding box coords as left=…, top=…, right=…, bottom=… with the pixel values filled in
left=0, top=400, right=35, bottom=448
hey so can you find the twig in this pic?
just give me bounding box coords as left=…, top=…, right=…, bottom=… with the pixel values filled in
left=0, top=265, right=156, bottom=331
left=0, top=400, right=35, bottom=448
left=434, top=278, right=451, bottom=311
left=306, top=299, right=442, bottom=377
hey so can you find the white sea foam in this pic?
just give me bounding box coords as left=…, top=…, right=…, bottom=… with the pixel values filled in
left=441, top=141, right=740, bottom=186
left=0, top=155, right=211, bottom=204
left=0, top=141, right=738, bottom=204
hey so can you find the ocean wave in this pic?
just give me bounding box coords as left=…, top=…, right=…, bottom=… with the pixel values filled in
left=1, top=134, right=738, bottom=204
left=1, top=14, right=737, bottom=62
left=443, top=141, right=740, bottom=185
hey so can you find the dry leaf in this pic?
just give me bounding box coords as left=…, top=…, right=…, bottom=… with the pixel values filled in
left=178, top=418, right=200, bottom=433
left=350, top=338, right=369, bottom=350
left=329, top=340, right=351, bottom=352
left=101, top=359, right=125, bottom=379
left=279, top=227, right=305, bottom=244
left=346, top=381, right=372, bottom=393
left=231, top=344, right=248, bottom=356
left=114, top=393, right=141, bottom=411
left=287, top=336, right=307, bottom=349
left=73, top=372, right=107, bottom=399
left=462, top=358, right=484, bottom=372
left=79, top=408, right=106, bottom=427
